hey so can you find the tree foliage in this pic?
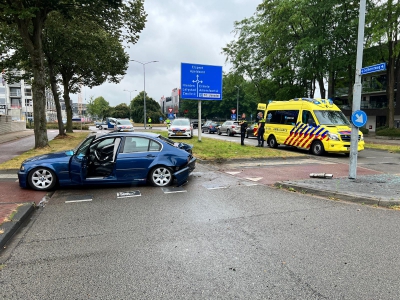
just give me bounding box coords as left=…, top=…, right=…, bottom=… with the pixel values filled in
left=86, top=96, right=111, bottom=120
left=0, top=0, right=146, bottom=147
left=130, top=91, right=163, bottom=123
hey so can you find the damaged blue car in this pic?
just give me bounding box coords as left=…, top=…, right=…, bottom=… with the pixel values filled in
left=18, top=132, right=196, bottom=191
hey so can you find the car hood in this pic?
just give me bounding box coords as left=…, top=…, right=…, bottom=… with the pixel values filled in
left=22, top=150, right=74, bottom=164
left=324, top=125, right=363, bottom=136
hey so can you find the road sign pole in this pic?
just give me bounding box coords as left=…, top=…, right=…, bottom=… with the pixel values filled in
left=198, top=100, right=202, bottom=142
left=349, top=0, right=366, bottom=179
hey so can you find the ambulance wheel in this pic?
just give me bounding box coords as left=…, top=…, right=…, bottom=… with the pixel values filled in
left=310, top=140, right=325, bottom=156
left=268, top=135, right=278, bottom=148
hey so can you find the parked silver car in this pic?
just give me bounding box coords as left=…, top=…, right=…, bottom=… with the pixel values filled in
left=217, top=120, right=241, bottom=136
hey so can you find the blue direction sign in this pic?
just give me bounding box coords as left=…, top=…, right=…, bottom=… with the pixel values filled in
left=181, top=63, right=223, bottom=100
left=351, top=110, right=367, bottom=127
left=361, top=63, right=386, bottom=75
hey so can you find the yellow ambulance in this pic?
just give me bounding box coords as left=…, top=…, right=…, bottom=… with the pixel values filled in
left=258, top=98, right=364, bottom=155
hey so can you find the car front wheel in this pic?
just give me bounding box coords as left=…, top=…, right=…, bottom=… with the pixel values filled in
left=149, top=166, right=173, bottom=187
left=268, top=135, right=278, bottom=148
left=28, top=167, right=57, bottom=191
left=217, top=129, right=221, bottom=135
left=310, top=140, right=325, bottom=156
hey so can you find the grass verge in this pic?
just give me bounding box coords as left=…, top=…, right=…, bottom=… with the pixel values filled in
left=0, top=132, right=90, bottom=170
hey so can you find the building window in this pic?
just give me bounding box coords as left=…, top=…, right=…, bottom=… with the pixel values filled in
left=0, top=87, right=5, bottom=94
left=0, top=97, right=5, bottom=104
left=24, top=88, right=32, bottom=96
left=11, top=98, right=21, bottom=108
left=9, top=87, right=21, bottom=97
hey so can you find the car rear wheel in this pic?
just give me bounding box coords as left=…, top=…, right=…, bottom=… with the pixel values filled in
left=149, top=166, right=173, bottom=187
left=310, top=140, right=325, bottom=156
left=268, top=135, right=278, bottom=148
left=28, top=167, right=57, bottom=191
left=226, top=129, right=231, bottom=136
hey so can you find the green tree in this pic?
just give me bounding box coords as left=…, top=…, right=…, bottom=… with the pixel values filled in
left=43, top=11, right=132, bottom=133
left=0, top=0, right=146, bottom=147
left=368, top=0, right=400, bottom=128
left=112, top=103, right=130, bottom=119
left=86, top=96, right=111, bottom=120
left=130, top=91, right=162, bottom=123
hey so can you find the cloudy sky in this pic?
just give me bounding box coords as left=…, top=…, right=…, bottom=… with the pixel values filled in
left=74, top=0, right=263, bottom=107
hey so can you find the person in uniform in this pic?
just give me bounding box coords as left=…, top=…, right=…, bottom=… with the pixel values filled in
left=147, top=116, right=152, bottom=129
left=256, top=118, right=265, bottom=147
left=239, top=116, right=248, bottom=146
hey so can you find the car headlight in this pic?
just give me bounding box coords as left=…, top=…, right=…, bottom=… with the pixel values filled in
left=20, top=165, right=25, bottom=171
left=328, top=133, right=339, bottom=141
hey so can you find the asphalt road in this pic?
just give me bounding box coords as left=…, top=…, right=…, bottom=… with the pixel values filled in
left=1, top=127, right=400, bottom=299
left=1, top=162, right=400, bottom=299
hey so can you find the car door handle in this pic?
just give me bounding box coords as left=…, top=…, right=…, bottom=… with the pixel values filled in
left=147, top=154, right=156, bottom=158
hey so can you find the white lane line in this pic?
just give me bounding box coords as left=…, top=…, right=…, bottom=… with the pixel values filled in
left=226, top=171, right=241, bottom=175
left=161, top=187, right=187, bottom=194
left=65, top=199, right=92, bottom=203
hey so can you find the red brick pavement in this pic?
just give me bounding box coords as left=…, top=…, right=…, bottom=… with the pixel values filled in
left=0, top=180, right=47, bottom=225
left=219, top=162, right=382, bottom=185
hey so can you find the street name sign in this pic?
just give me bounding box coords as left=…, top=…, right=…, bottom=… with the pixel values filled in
left=361, top=63, right=386, bottom=75
left=181, top=63, right=223, bottom=100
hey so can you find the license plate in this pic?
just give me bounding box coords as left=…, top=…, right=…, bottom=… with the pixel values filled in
left=176, top=132, right=183, bottom=135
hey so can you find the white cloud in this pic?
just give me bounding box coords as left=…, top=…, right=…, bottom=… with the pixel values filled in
left=77, top=0, right=261, bottom=107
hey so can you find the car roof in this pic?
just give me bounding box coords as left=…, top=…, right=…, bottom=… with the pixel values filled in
left=98, top=132, right=159, bottom=139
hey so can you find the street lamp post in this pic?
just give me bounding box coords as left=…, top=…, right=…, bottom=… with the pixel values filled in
left=235, top=85, right=240, bottom=121
left=131, top=60, right=158, bottom=129
left=123, top=89, right=137, bottom=103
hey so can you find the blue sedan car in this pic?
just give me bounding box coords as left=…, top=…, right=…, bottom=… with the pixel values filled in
left=18, top=132, right=196, bottom=191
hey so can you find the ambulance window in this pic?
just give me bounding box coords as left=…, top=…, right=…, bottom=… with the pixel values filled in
left=268, top=110, right=299, bottom=125
left=302, top=110, right=316, bottom=126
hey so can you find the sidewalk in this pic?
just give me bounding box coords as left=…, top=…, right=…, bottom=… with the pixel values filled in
left=1, top=130, right=400, bottom=250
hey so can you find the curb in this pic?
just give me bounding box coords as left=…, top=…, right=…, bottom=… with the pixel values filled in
left=0, top=202, right=35, bottom=250
left=274, top=182, right=400, bottom=208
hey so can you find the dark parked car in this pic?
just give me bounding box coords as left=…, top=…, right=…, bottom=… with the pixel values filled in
left=201, top=121, right=220, bottom=134
left=217, top=120, right=241, bottom=136
left=18, top=132, right=196, bottom=190
left=246, top=123, right=259, bottom=138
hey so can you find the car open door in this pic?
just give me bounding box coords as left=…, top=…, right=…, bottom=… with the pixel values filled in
left=70, top=135, right=96, bottom=184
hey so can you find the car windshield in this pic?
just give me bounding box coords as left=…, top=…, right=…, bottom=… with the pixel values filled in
left=74, top=135, right=96, bottom=155
left=172, top=119, right=190, bottom=126
left=314, top=110, right=350, bottom=126
left=118, top=120, right=132, bottom=125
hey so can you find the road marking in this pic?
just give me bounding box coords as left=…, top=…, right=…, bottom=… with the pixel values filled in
left=161, top=187, right=187, bottom=194
left=207, top=186, right=227, bottom=190
left=226, top=171, right=241, bottom=175
left=246, top=177, right=263, bottom=182
left=65, top=199, right=92, bottom=203
left=65, top=194, right=93, bottom=203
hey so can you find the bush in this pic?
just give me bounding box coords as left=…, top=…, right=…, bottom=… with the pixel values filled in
left=26, top=121, right=89, bottom=130
left=359, top=127, right=369, bottom=134
left=376, top=127, right=400, bottom=137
